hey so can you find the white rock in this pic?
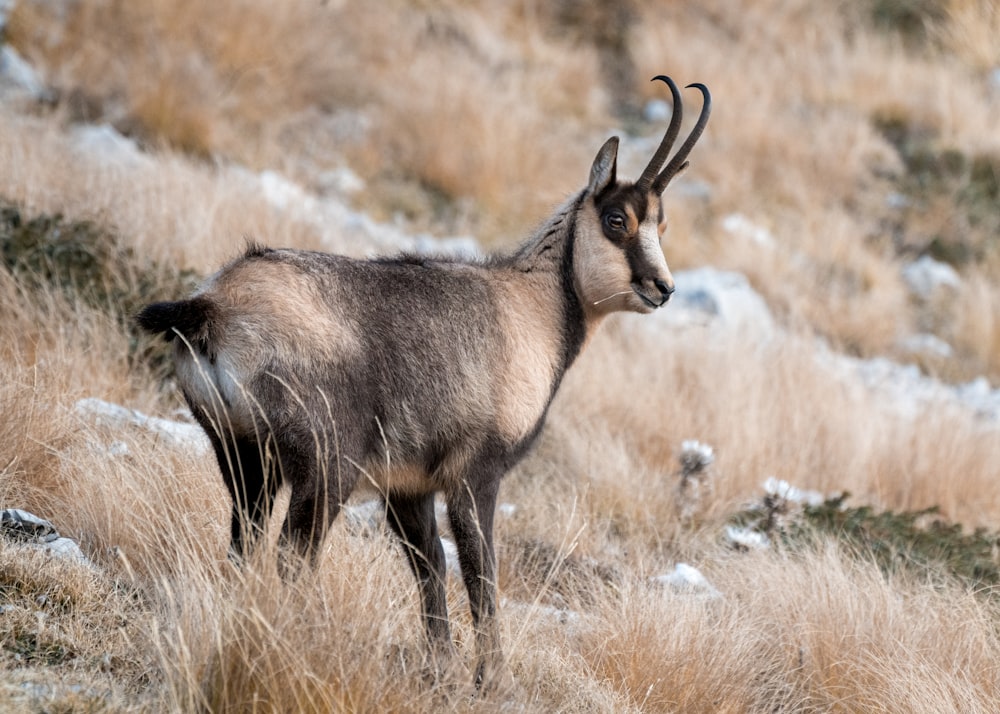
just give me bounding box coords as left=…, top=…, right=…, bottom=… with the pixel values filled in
left=1, top=509, right=58, bottom=542
left=954, top=377, right=1000, bottom=420
left=107, top=440, right=130, bottom=457
left=667, top=267, right=776, bottom=338
left=439, top=536, right=461, bottom=577
left=497, top=503, right=517, bottom=518
left=990, top=67, right=1000, bottom=93
left=341, top=499, right=384, bottom=536
left=898, top=333, right=953, bottom=360
left=74, top=398, right=211, bottom=454
left=44, top=537, right=91, bottom=565
left=885, top=191, right=912, bottom=210
left=70, top=124, right=148, bottom=167
left=652, top=563, right=721, bottom=598
left=0, top=45, right=46, bottom=99
left=242, top=167, right=480, bottom=257
left=670, top=178, right=713, bottom=201
left=818, top=347, right=1000, bottom=423
left=0, top=509, right=94, bottom=568
left=258, top=169, right=318, bottom=214
left=957, top=376, right=992, bottom=401
left=902, top=255, right=961, bottom=297
left=316, top=166, right=365, bottom=196
left=642, top=98, right=672, bottom=124
left=721, top=212, right=776, bottom=248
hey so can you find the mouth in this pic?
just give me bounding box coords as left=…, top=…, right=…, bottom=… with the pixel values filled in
left=633, top=283, right=668, bottom=309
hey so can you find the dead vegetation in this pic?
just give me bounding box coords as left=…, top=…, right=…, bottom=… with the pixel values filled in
left=2, top=0, right=1000, bottom=710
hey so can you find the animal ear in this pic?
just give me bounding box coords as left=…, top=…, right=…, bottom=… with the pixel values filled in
left=588, top=136, right=619, bottom=196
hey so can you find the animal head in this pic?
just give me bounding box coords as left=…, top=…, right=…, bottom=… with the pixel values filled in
left=574, top=76, right=711, bottom=318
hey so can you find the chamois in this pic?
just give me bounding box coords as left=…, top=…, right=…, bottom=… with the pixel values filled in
left=136, top=75, right=711, bottom=689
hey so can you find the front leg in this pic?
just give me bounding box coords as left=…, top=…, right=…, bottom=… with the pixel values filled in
left=446, top=475, right=502, bottom=691
left=385, top=492, right=456, bottom=675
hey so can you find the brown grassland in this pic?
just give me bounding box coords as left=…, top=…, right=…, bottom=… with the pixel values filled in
left=2, top=0, right=1000, bottom=711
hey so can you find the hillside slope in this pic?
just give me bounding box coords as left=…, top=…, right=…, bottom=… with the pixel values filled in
left=2, top=1, right=1000, bottom=711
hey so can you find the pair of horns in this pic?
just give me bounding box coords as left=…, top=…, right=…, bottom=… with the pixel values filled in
left=636, top=76, right=712, bottom=195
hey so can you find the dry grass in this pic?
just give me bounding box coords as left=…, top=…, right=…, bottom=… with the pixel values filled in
left=939, top=0, right=1000, bottom=70
left=579, top=547, right=1000, bottom=712
left=950, top=266, right=1000, bottom=378
left=527, top=316, right=1000, bottom=545
left=7, top=0, right=361, bottom=159
left=0, top=108, right=345, bottom=274
left=8, top=0, right=1000, bottom=374
left=6, top=335, right=1000, bottom=711
left=3, top=0, right=1000, bottom=710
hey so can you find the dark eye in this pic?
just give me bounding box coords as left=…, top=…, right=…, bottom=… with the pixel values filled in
left=604, top=212, right=626, bottom=231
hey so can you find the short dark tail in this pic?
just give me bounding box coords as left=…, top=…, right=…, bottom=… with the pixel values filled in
left=135, top=296, right=216, bottom=343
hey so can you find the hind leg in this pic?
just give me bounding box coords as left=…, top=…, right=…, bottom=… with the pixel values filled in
left=201, top=426, right=279, bottom=560
left=227, top=436, right=280, bottom=559
left=278, top=433, right=360, bottom=569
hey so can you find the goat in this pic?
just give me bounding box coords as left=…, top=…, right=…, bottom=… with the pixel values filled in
left=136, top=75, right=710, bottom=690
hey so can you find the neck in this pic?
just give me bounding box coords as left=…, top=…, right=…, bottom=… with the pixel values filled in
left=508, top=193, right=581, bottom=273
left=504, top=191, right=592, bottom=374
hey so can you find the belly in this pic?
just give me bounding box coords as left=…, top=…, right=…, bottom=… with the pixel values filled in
left=353, top=461, right=437, bottom=498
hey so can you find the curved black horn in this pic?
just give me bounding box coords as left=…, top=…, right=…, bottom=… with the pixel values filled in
left=635, top=75, right=684, bottom=192
left=653, top=82, right=711, bottom=194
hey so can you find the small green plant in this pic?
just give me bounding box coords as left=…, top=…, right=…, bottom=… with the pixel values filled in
left=798, top=495, right=1000, bottom=590
left=731, top=492, right=1000, bottom=595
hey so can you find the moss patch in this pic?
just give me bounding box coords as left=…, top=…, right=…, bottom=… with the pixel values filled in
left=0, top=200, right=199, bottom=375
left=872, top=110, right=1000, bottom=265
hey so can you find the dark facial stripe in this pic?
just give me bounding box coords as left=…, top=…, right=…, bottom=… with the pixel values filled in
left=625, top=238, right=663, bottom=284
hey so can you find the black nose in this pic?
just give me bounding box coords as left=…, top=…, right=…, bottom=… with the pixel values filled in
left=653, top=278, right=675, bottom=304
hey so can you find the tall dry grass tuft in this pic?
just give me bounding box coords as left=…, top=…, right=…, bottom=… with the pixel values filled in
left=581, top=545, right=1000, bottom=712
left=948, top=267, right=1000, bottom=380
left=150, top=540, right=450, bottom=713
left=938, top=0, right=1000, bottom=70
left=582, top=580, right=790, bottom=712
left=748, top=546, right=1000, bottom=711
left=0, top=268, right=143, bottom=511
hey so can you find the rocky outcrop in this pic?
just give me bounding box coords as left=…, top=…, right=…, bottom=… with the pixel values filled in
left=0, top=508, right=92, bottom=567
